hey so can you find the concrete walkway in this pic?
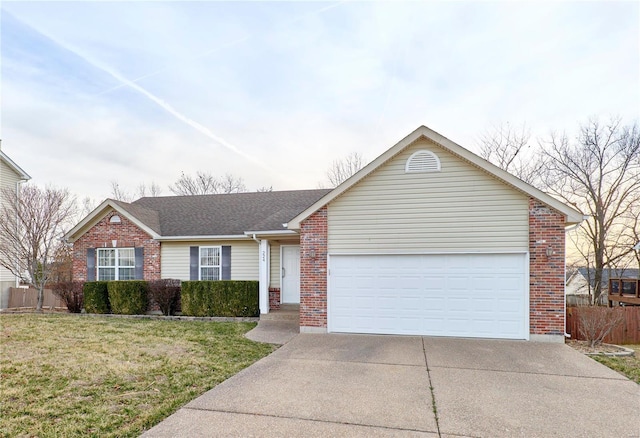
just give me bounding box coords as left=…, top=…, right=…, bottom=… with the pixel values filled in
left=244, top=305, right=300, bottom=345
left=142, top=335, right=639, bottom=437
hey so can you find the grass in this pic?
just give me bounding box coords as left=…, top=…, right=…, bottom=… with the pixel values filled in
left=0, top=314, right=276, bottom=437
left=592, top=344, right=640, bottom=384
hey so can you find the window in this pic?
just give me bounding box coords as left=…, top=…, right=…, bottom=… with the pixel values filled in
left=405, top=149, right=441, bottom=173
left=200, top=246, right=221, bottom=280
left=97, top=248, right=135, bottom=281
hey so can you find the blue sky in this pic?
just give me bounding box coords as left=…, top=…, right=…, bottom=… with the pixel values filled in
left=2, top=1, right=638, bottom=202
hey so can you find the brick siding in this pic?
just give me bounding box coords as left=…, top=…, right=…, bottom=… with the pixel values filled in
left=269, top=287, right=281, bottom=311
left=72, top=210, right=161, bottom=282
left=299, top=207, right=328, bottom=328
left=529, top=198, right=566, bottom=336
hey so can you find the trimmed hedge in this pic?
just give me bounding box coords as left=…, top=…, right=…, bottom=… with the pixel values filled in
left=83, top=281, right=110, bottom=314
left=107, top=281, right=149, bottom=315
left=181, top=281, right=259, bottom=317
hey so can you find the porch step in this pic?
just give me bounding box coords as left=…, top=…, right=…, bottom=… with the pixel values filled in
left=261, top=304, right=300, bottom=321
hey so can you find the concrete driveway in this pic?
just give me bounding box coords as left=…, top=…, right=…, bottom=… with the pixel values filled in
left=142, top=334, right=639, bottom=437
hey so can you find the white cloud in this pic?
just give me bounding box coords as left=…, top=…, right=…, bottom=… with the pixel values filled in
left=1, top=1, right=638, bottom=202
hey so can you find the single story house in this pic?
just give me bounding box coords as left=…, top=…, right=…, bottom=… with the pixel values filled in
left=65, top=125, right=583, bottom=342
left=0, top=149, right=31, bottom=309
left=566, top=267, right=640, bottom=305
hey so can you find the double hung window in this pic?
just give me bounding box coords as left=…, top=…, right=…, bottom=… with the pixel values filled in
left=97, top=248, right=135, bottom=281
left=200, top=246, right=221, bottom=280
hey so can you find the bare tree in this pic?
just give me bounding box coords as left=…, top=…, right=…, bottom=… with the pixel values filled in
left=0, top=185, right=77, bottom=311
left=80, top=196, right=98, bottom=217
left=137, top=181, right=163, bottom=198
left=478, top=122, right=544, bottom=185
left=326, top=152, right=365, bottom=187
left=110, top=180, right=162, bottom=201
left=256, top=186, right=273, bottom=192
left=218, top=173, right=246, bottom=194
left=168, top=171, right=246, bottom=195
left=110, top=180, right=133, bottom=202
left=541, top=118, right=640, bottom=304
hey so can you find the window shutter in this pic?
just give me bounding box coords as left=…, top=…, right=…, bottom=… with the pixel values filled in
left=86, top=248, right=96, bottom=281
left=190, top=246, right=199, bottom=281
left=221, top=246, right=231, bottom=280
left=134, top=247, right=144, bottom=280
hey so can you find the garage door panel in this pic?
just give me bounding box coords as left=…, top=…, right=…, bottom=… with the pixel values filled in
left=329, top=254, right=527, bottom=339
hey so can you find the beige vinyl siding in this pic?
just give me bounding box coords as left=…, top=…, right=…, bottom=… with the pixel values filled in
left=328, top=139, right=529, bottom=253
left=161, top=240, right=259, bottom=281
left=0, top=160, right=22, bottom=282
left=269, top=242, right=281, bottom=289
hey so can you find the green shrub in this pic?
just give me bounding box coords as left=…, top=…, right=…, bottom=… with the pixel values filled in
left=107, top=281, right=149, bottom=315
left=181, top=281, right=259, bottom=317
left=83, top=282, right=110, bottom=314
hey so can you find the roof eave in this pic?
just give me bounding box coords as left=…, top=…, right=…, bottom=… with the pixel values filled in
left=1, top=151, right=31, bottom=181
left=243, top=230, right=299, bottom=239
left=64, top=199, right=161, bottom=242
left=156, top=235, right=253, bottom=242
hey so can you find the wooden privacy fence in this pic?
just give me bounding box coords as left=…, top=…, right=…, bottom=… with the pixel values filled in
left=566, top=306, right=640, bottom=345
left=7, top=287, right=65, bottom=309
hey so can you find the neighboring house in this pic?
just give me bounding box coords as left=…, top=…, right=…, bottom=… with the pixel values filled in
left=566, top=267, right=640, bottom=305
left=0, top=148, right=31, bottom=309
left=65, top=126, right=583, bottom=342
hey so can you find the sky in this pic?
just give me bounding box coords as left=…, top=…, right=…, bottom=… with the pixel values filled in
left=1, top=1, right=639, bottom=204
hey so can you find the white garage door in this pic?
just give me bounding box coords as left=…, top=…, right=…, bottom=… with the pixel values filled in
left=329, top=253, right=527, bottom=339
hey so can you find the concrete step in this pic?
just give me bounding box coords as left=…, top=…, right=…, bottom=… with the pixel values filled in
left=260, top=305, right=300, bottom=321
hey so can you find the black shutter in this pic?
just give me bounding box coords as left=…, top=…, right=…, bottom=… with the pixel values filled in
left=86, top=248, right=96, bottom=281
left=134, top=247, right=144, bottom=280
left=221, top=246, right=231, bottom=280
left=190, top=246, right=199, bottom=280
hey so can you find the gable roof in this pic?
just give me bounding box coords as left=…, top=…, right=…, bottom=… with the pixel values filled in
left=287, top=125, right=584, bottom=229
left=570, top=267, right=640, bottom=288
left=1, top=150, right=31, bottom=181
left=64, top=189, right=331, bottom=242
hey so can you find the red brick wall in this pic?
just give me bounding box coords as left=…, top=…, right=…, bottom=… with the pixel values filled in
left=299, top=207, right=328, bottom=327
left=529, top=198, right=566, bottom=336
left=269, top=288, right=281, bottom=311
left=72, top=210, right=161, bottom=282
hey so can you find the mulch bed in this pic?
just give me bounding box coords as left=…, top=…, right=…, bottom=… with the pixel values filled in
left=567, top=340, right=631, bottom=355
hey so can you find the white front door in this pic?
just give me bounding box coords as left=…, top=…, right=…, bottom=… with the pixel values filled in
left=281, top=245, right=300, bottom=304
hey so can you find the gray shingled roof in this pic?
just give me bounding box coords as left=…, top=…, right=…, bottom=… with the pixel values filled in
left=574, top=267, right=640, bottom=287
left=121, top=189, right=331, bottom=236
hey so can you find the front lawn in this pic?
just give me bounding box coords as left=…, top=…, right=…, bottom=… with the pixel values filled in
left=592, top=345, right=640, bottom=384
left=0, top=314, right=275, bottom=437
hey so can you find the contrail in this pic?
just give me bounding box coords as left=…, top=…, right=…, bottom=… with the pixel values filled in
left=94, top=1, right=346, bottom=96
left=8, top=12, right=266, bottom=170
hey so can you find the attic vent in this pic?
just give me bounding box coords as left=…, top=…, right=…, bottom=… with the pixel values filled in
left=109, top=215, right=121, bottom=224
left=405, top=150, right=441, bottom=173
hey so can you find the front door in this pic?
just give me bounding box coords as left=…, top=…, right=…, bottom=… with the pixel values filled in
left=281, top=245, right=300, bottom=304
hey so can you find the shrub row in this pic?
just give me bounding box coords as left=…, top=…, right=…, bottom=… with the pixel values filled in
left=181, top=281, right=259, bottom=317
left=55, top=280, right=258, bottom=317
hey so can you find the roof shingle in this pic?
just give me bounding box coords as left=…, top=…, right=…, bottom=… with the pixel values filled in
left=127, top=189, right=331, bottom=236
